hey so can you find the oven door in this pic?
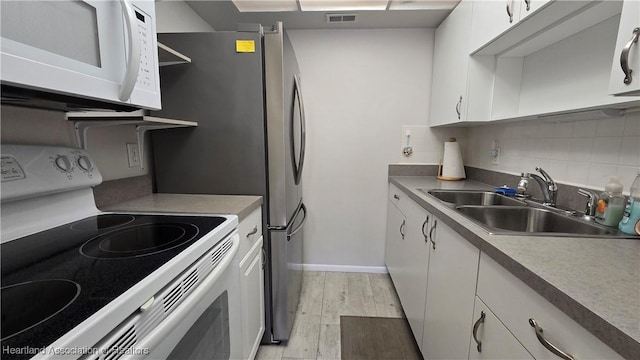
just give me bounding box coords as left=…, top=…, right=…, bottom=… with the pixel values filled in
left=0, top=0, right=160, bottom=110
left=127, top=235, right=242, bottom=360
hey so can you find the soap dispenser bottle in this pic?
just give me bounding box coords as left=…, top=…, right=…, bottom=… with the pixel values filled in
left=619, top=171, right=640, bottom=235
left=595, top=178, right=625, bottom=227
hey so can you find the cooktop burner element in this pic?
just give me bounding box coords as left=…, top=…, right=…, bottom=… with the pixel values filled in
left=80, top=223, right=199, bottom=259
left=70, top=214, right=135, bottom=231
left=1, top=279, right=80, bottom=341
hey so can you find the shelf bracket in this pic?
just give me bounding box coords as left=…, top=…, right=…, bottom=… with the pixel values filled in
left=73, top=120, right=143, bottom=150
left=135, top=124, right=191, bottom=170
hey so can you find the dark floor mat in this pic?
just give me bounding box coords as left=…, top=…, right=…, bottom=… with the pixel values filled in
left=340, top=316, right=422, bottom=360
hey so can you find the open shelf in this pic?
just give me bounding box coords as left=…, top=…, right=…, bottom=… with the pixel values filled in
left=67, top=110, right=197, bottom=169
left=158, top=42, right=191, bottom=66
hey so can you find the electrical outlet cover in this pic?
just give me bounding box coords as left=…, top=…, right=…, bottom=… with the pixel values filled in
left=491, top=147, right=501, bottom=165
left=127, top=143, right=140, bottom=167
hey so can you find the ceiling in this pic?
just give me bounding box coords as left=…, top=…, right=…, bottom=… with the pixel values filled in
left=185, top=0, right=458, bottom=31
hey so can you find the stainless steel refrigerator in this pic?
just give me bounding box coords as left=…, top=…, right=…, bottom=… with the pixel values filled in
left=150, top=22, right=306, bottom=343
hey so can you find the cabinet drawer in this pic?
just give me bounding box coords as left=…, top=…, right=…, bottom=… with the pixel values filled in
left=477, top=254, right=622, bottom=360
left=238, top=207, right=262, bottom=262
left=388, top=183, right=424, bottom=217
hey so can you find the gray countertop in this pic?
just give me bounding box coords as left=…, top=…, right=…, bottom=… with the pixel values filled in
left=101, top=193, right=263, bottom=221
left=389, top=176, right=640, bottom=360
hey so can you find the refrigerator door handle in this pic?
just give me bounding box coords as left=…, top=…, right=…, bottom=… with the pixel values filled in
left=287, top=202, right=307, bottom=240
left=291, top=74, right=306, bottom=185
left=268, top=200, right=306, bottom=232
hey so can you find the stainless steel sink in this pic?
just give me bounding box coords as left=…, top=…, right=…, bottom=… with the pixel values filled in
left=423, top=190, right=526, bottom=206
left=455, top=206, right=618, bottom=236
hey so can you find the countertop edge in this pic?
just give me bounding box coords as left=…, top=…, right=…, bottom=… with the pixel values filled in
left=389, top=176, right=640, bottom=360
left=100, top=194, right=263, bottom=222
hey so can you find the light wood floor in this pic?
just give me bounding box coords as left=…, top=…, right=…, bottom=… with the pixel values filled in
left=255, top=271, right=404, bottom=360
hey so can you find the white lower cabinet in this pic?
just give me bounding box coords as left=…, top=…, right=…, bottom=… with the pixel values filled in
left=385, top=183, right=621, bottom=360
left=421, top=219, right=480, bottom=360
left=385, top=184, right=431, bottom=348
left=239, top=236, right=264, bottom=360
left=238, top=207, right=265, bottom=360
left=468, top=297, right=533, bottom=360
left=477, top=254, right=623, bottom=360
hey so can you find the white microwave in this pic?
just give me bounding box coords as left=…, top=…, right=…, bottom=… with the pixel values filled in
left=0, top=0, right=161, bottom=111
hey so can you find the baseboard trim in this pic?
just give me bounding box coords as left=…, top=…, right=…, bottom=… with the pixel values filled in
left=302, top=264, right=388, bottom=274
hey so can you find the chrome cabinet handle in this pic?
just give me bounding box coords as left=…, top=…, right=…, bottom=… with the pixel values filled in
left=506, top=0, right=514, bottom=23
left=524, top=0, right=530, bottom=11
left=246, top=226, right=258, bottom=237
left=455, top=96, right=462, bottom=120
left=621, top=27, right=640, bottom=85
left=118, top=0, right=141, bottom=102
left=472, top=311, right=486, bottom=353
left=421, top=216, right=430, bottom=242
left=429, top=220, right=437, bottom=249
left=529, top=318, right=575, bottom=360
left=400, top=220, right=406, bottom=240
left=393, top=194, right=400, bottom=200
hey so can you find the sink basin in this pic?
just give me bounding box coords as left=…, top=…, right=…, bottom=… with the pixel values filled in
left=456, top=206, right=618, bottom=236
left=423, top=190, right=526, bottom=206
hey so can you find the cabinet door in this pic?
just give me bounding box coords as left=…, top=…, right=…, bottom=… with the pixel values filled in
left=399, top=198, right=431, bottom=349
left=609, top=0, right=640, bottom=96
left=429, top=0, right=472, bottom=126
left=385, top=199, right=405, bottom=288
left=470, top=0, right=521, bottom=52
left=468, top=297, right=534, bottom=360
left=422, top=219, right=480, bottom=360
left=477, top=254, right=623, bottom=360
left=517, top=0, right=551, bottom=21
left=239, top=236, right=265, bottom=360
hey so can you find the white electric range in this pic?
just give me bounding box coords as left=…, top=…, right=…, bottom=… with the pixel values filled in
left=1, top=144, right=243, bottom=360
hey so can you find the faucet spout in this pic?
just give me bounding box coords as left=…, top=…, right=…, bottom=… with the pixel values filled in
left=535, top=167, right=557, bottom=206
left=518, top=167, right=557, bottom=206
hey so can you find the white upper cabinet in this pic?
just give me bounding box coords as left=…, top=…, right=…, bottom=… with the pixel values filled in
left=431, top=0, right=640, bottom=126
left=429, top=0, right=494, bottom=126
left=470, top=0, right=523, bottom=53
left=609, top=0, right=640, bottom=96
left=518, top=0, right=551, bottom=21
left=429, top=0, right=472, bottom=127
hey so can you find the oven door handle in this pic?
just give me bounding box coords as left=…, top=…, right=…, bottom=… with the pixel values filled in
left=124, top=234, right=239, bottom=359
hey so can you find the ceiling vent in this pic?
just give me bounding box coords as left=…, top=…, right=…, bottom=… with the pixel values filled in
left=326, top=13, right=357, bottom=23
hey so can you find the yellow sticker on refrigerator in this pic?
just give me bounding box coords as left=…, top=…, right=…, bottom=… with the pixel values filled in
left=236, top=40, right=256, bottom=53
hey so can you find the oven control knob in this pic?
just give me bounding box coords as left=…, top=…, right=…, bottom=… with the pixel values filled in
left=54, top=155, right=72, bottom=172
left=77, top=156, right=93, bottom=172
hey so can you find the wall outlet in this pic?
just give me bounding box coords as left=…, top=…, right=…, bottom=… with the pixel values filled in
left=126, top=143, right=140, bottom=168
left=490, top=147, right=501, bottom=165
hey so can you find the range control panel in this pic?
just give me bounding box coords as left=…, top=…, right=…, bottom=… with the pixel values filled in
left=1, top=145, right=103, bottom=203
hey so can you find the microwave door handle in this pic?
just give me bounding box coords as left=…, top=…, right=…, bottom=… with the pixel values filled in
left=293, top=75, right=306, bottom=185
left=118, top=0, right=141, bottom=102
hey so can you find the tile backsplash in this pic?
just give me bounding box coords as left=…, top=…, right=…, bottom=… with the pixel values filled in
left=465, top=112, right=640, bottom=193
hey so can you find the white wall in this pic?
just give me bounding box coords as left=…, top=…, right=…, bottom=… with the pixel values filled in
left=0, top=106, right=150, bottom=181
left=155, top=1, right=215, bottom=33
left=288, top=28, right=467, bottom=271
left=464, top=113, right=640, bottom=193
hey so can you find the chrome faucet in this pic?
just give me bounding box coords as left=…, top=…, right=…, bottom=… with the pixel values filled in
left=517, top=167, right=558, bottom=206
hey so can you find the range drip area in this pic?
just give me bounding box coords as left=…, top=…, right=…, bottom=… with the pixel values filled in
left=0, top=213, right=225, bottom=359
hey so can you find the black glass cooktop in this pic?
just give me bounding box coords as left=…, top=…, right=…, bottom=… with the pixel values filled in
left=0, top=214, right=226, bottom=359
